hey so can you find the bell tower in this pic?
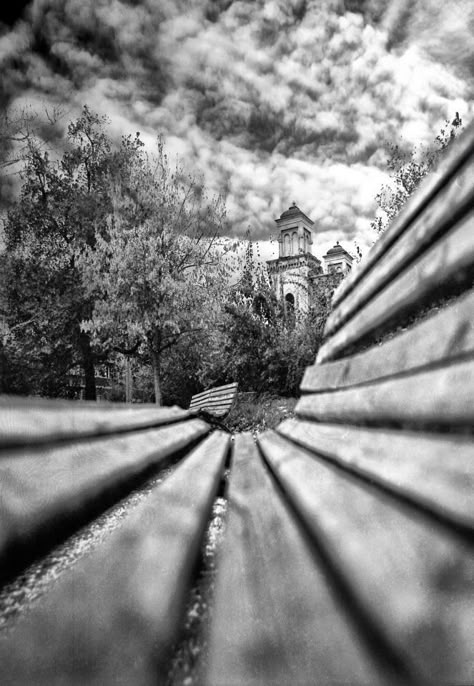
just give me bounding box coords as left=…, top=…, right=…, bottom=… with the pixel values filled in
left=276, top=201, right=314, bottom=257
left=267, top=203, right=322, bottom=313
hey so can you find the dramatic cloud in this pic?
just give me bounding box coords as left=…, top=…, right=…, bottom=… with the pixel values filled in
left=1, top=0, right=473, bottom=256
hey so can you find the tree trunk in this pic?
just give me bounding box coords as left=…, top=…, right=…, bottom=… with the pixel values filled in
left=125, top=356, right=133, bottom=403
left=150, top=348, right=162, bottom=406
left=79, top=330, right=96, bottom=401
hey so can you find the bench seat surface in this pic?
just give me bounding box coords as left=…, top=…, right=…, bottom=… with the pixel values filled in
left=0, top=430, right=230, bottom=685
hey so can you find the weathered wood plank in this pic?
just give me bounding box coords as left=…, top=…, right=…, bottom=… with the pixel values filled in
left=0, top=431, right=230, bottom=686
left=332, top=120, right=474, bottom=308
left=258, top=430, right=474, bottom=685
left=298, top=357, right=474, bottom=429
left=206, top=434, right=388, bottom=686
left=326, top=152, right=474, bottom=337
left=318, top=209, right=474, bottom=363
left=0, top=399, right=190, bottom=449
left=190, top=404, right=234, bottom=413
left=277, top=419, right=474, bottom=532
left=190, top=392, right=236, bottom=403
left=189, top=383, right=238, bottom=419
left=0, top=419, right=210, bottom=577
left=189, top=382, right=238, bottom=404
left=189, top=394, right=236, bottom=409
left=303, top=288, right=474, bottom=392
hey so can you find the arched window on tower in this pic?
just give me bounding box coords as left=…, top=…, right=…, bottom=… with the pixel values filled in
left=285, top=292, right=295, bottom=328
left=292, top=231, right=297, bottom=255
left=284, top=233, right=291, bottom=256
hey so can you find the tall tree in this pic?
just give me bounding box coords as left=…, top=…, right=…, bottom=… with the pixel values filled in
left=3, top=107, right=143, bottom=398
left=81, top=138, right=230, bottom=405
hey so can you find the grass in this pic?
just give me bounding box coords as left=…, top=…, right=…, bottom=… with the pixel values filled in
left=225, top=393, right=297, bottom=433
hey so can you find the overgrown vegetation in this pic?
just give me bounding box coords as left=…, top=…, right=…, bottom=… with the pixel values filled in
left=371, top=113, right=463, bottom=234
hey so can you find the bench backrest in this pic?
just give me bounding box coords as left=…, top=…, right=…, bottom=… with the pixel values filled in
left=189, top=381, right=238, bottom=418
left=252, top=122, right=474, bottom=684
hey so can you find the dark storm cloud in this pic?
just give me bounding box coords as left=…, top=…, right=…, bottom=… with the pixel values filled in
left=0, top=0, right=473, bottom=252
left=0, top=1, right=33, bottom=28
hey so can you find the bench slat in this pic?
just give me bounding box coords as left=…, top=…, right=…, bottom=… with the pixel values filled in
left=189, top=395, right=237, bottom=409
left=332, top=121, right=474, bottom=309
left=206, top=434, right=384, bottom=686
left=302, top=288, right=474, bottom=392
left=277, top=419, right=474, bottom=531
left=189, top=382, right=238, bottom=403
left=0, top=430, right=230, bottom=685
left=0, top=419, right=209, bottom=578
left=326, top=153, right=474, bottom=337
left=190, top=409, right=232, bottom=418
left=0, top=401, right=190, bottom=449
left=318, top=209, right=474, bottom=363
left=258, top=431, right=474, bottom=685
left=298, top=358, right=474, bottom=429
left=190, top=392, right=236, bottom=404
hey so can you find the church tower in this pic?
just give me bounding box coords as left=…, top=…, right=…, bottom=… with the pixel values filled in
left=266, top=203, right=322, bottom=313
left=322, top=241, right=353, bottom=274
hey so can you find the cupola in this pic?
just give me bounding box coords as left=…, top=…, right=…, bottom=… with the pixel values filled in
left=275, top=202, right=314, bottom=258
left=322, top=241, right=353, bottom=274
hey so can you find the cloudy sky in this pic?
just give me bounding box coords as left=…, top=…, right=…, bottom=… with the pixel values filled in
left=1, top=0, right=473, bottom=258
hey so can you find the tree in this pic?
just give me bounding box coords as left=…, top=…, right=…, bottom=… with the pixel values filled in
left=2, top=107, right=143, bottom=398
left=81, top=138, right=230, bottom=405
left=208, top=241, right=325, bottom=397
left=371, top=113, right=463, bottom=234
left=0, top=106, right=65, bottom=228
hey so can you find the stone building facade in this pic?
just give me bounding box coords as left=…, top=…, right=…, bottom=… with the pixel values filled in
left=266, top=203, right=353, bottom=314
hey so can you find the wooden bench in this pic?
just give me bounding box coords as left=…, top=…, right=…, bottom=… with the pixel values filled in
left=0, top=123, right=473, bottom=685
left=189, top=381, right=238, bottom=428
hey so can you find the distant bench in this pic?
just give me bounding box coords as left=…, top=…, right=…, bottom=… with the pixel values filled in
left=189, top=381, right=238, bottom=428
left=0, top=122, right=473, bottom=685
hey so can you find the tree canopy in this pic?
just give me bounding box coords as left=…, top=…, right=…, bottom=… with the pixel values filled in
left=81, top=137, right=230, bottom=404
left=1, top=107, right=143, bottom=397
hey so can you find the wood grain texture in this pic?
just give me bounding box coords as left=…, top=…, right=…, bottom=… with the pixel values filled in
left=0, top=419, right=210, bottom=570
left=190, top=393, right=236, bottom=406
left=189, top=382, right=238, bottom=402
left=258, top=430, right=474, bottom=685
left=326, top=153, right=474, bottom=337
left=277, top=419, right=474, bottom=532
left=318, top=210, right=474, bottom=363
left=302, top=289, right=474, bottom=392
left=332, top=121, right=474, bottom=308
left=0, top=399, right=190, bottom=449
left=0, top=430, right=230, bottom=686
left=206, top=434, right=386, bottom=686
left=298, top=357, right=474, bottom=429
left=189, top=395, right=237, bottom=414
left=189, top=383, right=238, bottom=418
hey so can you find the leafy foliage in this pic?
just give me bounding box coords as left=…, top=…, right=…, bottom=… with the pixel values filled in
left=1, top=105, right=337, bottom=405
left=196, top=243, right=329, bottom=398
left=371, top=113, right=463, bottom=234
left=80, top=137, right=231, bottom=404
left=2, top=107, right=143, bottom=397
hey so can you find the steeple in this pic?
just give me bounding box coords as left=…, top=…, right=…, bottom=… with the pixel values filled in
left=322, top=241, right=353, bottom=274
left=275, top=203, right=314, bottom=258
left=267, top=203, right=321, bottom=314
